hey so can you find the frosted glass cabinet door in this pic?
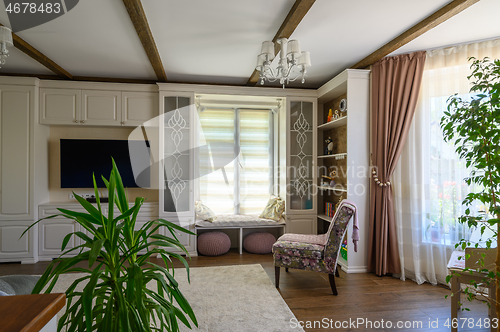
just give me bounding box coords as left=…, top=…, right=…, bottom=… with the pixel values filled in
left=162, top=96, right=192, bottom=214
left=289, top=101, right=314, bottom=211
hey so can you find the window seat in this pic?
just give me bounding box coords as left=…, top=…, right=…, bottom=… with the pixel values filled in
left=195, top=214, right=285, bottom=227
left=195, top=214, right=286, bottom=254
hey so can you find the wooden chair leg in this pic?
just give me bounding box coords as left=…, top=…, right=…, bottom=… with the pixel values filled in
left=285, top=268, right=289, bottom=272
left=328, top=273, right=338, bottom=295
left=275, top=266, right=280, bottom=288
left=335, top=266, right=340, bottom=277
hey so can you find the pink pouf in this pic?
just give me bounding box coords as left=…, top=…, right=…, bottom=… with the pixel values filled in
left=243, top=232, right=276, bottom=254
left=197, top=231, right=231, bottom=256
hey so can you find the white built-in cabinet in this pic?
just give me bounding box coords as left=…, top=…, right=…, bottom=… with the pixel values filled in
left=0, top=79, right=50, bottom=264
left=281, top=97, right=317, bottom=234
left=37, top=203, right=158, bottom=260
left=158, top=91, right=196, bottom=255
left=40, top=88, right=158, bottom=126
left=0, top=76, right=326, bottom=262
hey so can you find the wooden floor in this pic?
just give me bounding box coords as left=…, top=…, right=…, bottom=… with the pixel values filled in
left=0, top=249, right=494, bottom=331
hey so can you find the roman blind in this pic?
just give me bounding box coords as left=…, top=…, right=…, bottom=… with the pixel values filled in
left=198, top=108, right=273, bottom=215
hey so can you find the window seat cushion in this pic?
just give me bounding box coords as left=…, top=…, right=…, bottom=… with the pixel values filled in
left=195, top=214, right=285, bottom=228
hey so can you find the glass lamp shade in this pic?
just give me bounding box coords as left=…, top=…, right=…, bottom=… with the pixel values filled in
left=287, top=40, right=301, bottom=58
left=256, top=54, right=265, bottom=71
left=299, top=51, right=311, bottom=68
left=0, top=26, right=13, bottom=46
left=260, top=41, right=275, bottom=60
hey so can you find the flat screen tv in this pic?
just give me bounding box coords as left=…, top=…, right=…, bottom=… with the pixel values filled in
left=60, top=139, right=150, bottom=188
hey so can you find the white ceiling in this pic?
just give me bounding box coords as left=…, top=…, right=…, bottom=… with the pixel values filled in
left=0, top=0, right=499, bottom=88
left=143, top=0, right=294, bottom=85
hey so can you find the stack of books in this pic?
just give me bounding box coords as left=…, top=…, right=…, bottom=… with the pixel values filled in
left=325, top=202, right=335, bottom=218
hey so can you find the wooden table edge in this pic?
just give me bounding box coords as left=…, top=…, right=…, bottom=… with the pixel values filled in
left=0, top=293, right=66, bottom=332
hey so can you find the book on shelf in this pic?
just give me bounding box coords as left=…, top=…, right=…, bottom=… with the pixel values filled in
left=325, top=202, right=335, bottom=218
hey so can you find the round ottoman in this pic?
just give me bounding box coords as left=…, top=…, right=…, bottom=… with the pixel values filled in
left=243, top=232, right=276, bottom=254
left=197, top=231, right=231, bottom=256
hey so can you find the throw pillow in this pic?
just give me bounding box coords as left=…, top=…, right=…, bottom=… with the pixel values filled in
left=259, top=196, right=285, bottom=221
left=195, top=201, right=217, bottom=222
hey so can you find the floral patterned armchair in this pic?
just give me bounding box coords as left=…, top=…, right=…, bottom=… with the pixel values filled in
left=272, top=201, right=357, bottom=295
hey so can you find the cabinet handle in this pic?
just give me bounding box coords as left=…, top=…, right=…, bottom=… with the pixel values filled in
left=74, top=120, right=78, bottom=123
left=121, top=121, right=125, bottom=125
left=80, top=120, right=85, bottom=123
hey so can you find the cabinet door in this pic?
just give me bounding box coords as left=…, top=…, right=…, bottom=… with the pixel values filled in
left=82, top=90, right=122, bottom=126
left=286, top=215, right=316, bottom=234
left=40, top=88, right=81, bottom=125
left=0, top=221, right=35, bottom=263
left=287, top=98, right=317, bottom=214
left=122, top=91, right=158, bottom=126
left=39, top=218, right=78, bottom=258
left=159, top=93, right=194, bottom=224
left=0, top=86, right=33, bottom=220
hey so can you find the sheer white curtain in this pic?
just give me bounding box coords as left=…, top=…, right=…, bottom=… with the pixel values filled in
left=393, top=39, right=500, bottom=285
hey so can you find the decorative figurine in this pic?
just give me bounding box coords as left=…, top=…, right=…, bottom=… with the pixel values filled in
left=333, top=110, right=340, bottom=120
left=322, top=168, right=338, bottom=187
left=327, top=109, right=333, bottom=122
left=324, top=137, right=333, bottom=155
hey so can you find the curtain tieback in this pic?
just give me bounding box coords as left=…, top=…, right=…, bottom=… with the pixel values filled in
left=372, top=169, right=390, bottom=187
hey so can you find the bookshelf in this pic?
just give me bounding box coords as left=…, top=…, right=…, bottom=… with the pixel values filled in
left=315, top=69, right=370, bottom=273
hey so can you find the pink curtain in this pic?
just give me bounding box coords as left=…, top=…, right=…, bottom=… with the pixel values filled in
left=368, top=51, right=426, bottom=275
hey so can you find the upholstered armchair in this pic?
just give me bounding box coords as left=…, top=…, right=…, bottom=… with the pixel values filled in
left=272, top=201, right=357, bottom=295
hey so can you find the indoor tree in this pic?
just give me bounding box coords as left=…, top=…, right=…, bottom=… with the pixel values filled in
left=23, top=160, right=197, bottom=332
left=442, top=57, right=500, bottom=321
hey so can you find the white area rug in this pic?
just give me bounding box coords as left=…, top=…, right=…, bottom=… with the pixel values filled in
left=50, top=264, right=303, bottom=332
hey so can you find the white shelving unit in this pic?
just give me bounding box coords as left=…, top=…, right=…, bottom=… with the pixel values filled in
left=316, top=69, right=370, bottom=273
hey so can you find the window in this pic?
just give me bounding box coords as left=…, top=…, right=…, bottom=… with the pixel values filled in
left=392, top=38, right=500, bottom=285
left=426, top=92, right=478, bottom=245
left=198, top=108, right=274, bottom=215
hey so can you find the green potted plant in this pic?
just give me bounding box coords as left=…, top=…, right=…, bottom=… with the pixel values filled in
left=441, top=57, right=500, bottom=318
left=23, top=160, right=197, bottom=332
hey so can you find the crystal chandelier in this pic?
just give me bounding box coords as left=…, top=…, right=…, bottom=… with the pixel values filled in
left=0, top=26, right=13, bottom=68
left=256, top=38, right=311, bottom=88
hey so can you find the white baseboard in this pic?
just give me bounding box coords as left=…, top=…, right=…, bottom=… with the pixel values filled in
left=21, top=258, right=38, bottom=264
left=338, top=261, right=367, bottom=273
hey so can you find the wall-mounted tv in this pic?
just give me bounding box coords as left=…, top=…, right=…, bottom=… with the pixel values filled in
left=60, top=139, right=150, bottom=188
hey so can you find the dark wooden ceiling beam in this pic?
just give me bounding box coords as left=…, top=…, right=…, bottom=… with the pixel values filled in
left=0, top=23, right=73, bottom=79
left=122, top=0, right=167, bottom=82
left=351, top=0, right=481, bottom=69
left=246, top=0, right=316, bottom=86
